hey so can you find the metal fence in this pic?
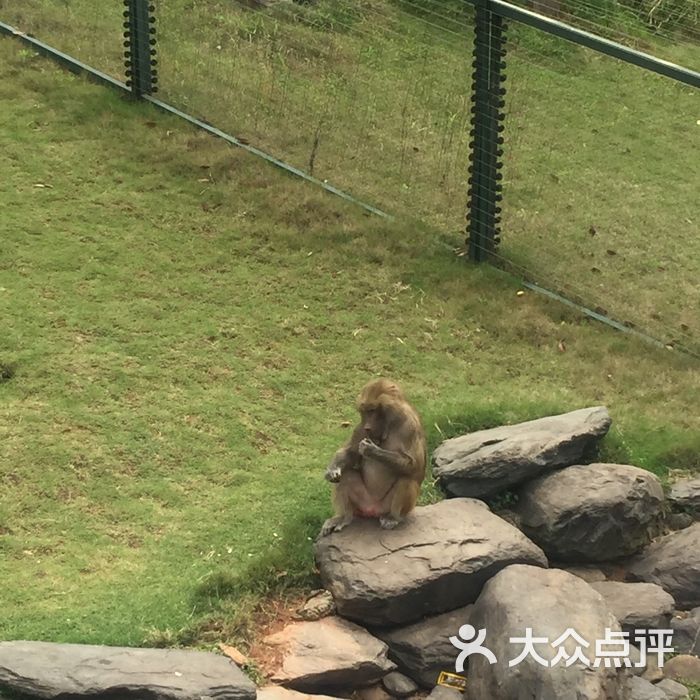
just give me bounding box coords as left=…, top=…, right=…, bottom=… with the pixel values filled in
left=1, top=0, right=698, bottom=353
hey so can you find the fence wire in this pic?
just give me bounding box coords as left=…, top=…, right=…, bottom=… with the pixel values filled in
left=154, top=0, right=475, bottom=232
left=1, top=0, right=698, bottom=353
left=0, top=0, right=124, bottom=80
left=471, top=24, right=700, bottom=353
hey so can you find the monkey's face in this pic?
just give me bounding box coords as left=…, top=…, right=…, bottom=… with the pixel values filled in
left=360, top=406, right=384, bottom=443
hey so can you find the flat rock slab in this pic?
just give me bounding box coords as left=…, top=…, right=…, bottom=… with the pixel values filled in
left=374, top=605, right=473, bottom=688
left=264, top=616, right=395, bottom=692
left=432, top=407, right=611, bottom=498
left=589, top=581, right=674, bottom=635
left=669, top=478, right=700, bottom=515
left=516, top=463, right=664, bottom=562
left=466, top=565, right=628, bottom=700
left=315, top=498, right=547, bottom=626
left=627, top=523, right=700, bottom=609
left=0, top=641, right=255, bottom=700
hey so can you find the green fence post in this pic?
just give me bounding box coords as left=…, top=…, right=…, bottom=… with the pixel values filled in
left=123, top=0, right=158, bottom=97
left=467, top=0, right=508, bottom=262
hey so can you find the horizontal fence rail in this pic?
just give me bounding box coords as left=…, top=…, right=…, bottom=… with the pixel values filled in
left=1, top=0, right=698, bottom=355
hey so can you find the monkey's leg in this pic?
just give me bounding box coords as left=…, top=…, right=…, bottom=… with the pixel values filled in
left=320, top=471, right=382, bottom=536
left=380, top=480, right=418, bottom=529
left=320, top=478, right=357, bottom=536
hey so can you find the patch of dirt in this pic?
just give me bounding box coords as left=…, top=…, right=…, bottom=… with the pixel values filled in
left=247, top=592, right=311, bottom=680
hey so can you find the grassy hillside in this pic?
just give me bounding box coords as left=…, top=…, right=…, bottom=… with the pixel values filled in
left=3, top=0, right=699, bottom=350
left=0, top=14, right=699, bottom=648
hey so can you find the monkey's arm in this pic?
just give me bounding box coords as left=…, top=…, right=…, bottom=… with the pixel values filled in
left=359, top=438, right=417, bottom=477
left=325, top=443, right=362, bottom=483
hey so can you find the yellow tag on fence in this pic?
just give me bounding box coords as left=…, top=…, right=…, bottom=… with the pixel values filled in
left=437, top=670, right=467, bottom=690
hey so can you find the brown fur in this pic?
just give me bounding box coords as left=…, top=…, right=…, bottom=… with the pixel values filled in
left=321, top=379, right=427, bottom=535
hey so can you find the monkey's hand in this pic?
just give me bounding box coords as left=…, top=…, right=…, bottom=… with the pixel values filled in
left=358, top=437, right=379, bottom=457
left=325, top=462, right=342, bottom=483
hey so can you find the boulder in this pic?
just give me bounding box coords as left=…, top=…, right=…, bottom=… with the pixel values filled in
left=381, top=671, right=418, bottom=697
left=374, top=606, right=473, bottom=688
left=655, top=678, right=690, bottom=699
left=670, top=608, right=700, bottom=655
left=560, top=565, right=606, bottom=583
left=264, top=616, right=395, bottom=692
left=663, top=654, right=700, bottom=683
left=428, top=687, right=464, bottom=699
left=669, top=478, right=700, bottom=515
left=589, top=581, right=674, bottom=635
left=432, top=407, right=611, bottom=498
left=628, top=676, right=667, bottom=700
left=314, top=499, right=546, bottom=626
left=0, top=641, right=255, bottom=700
left=627, top=523, right=700, bottom=609
left=466, top=565, right=629, bottom=700
left=516, top=463, right=664, bottom=562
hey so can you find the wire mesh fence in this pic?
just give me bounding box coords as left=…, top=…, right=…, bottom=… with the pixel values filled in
left=468, top=22, right=700, bottom=352
left=1, top=0, right=698, bottom=353
left=0, top=0, right=124, bottom=79
left=155, top=0, right=476, bottom=231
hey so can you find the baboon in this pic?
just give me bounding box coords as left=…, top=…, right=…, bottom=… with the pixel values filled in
left=320, top=378, right=427, bottom=535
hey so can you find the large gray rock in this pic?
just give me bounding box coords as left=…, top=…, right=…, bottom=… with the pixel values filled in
left=374, top=606, right=473, bottom=688
left=589, top=581, right=675, bottom=635
left=670, top=607, right=700, bottom=655
left=628, top=676, right=667, bottom=700
left=655, top=678, right=690, bottom=699
left=315, top=499, right=547, bottom=626
left=516, top=463, right=664, bottom=562
left=432, top=407, right=611, bottom=498
left=466, top=565, right=629, bottom=700
left=0, top=641, right=255, bottom=700
left=560, top=565, right=606, bottom=583
left=669, top=478, right=700, bottom=516
left=264, top=616, right=395, bottom=692
left=627, top=523, right=700, bottom=609
left=663, top=654, right=700, bottom=683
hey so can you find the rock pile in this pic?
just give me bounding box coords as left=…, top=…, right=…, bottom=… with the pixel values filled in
left=0, top=407, right=697, bottom=700
left=264, top=407, right=697, bottom=699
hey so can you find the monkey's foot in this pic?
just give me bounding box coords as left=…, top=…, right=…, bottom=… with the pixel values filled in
left=379, top=515, right=400, bottom=530
left=320, top=516, right=352, bottom=537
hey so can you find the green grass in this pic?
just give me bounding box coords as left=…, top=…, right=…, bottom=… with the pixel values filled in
left=3, top=0, right=698, bottom=350
left=0, top=25, right=699, bottom=649
left=687, top=682, right=700, bottom=700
